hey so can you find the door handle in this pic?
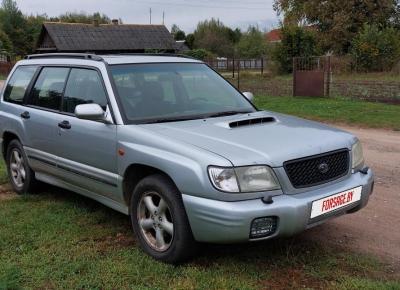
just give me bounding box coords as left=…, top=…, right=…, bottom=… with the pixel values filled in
left=58, top=120, right=71, bottom=129
left=20, top=111, right=30, bottom=119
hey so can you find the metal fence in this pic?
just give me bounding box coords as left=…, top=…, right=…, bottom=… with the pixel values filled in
left=0, top=62, right=14, bottom=76
left=293, top=56, right=331, bottom=97
left=204, top=58, right=266, bottom=74
left=223, top=55, right=400, bottom=104
left=0, top=52, right=15, bottom=76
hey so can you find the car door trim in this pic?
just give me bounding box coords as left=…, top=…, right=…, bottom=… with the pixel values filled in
left=57, top=164, right=118, bottom=187
left=26, top=147, right=118, bottom=188
left=28, top=155, right=57, bottom=167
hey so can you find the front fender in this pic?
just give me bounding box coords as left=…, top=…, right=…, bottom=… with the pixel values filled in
left=117, top=125, right=232, bottom=200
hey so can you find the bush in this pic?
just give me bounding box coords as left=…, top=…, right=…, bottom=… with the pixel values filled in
left=272, top=25, right=321, bottom=73
left=351, top=24, right=400, bottom=72
left=184, top=49, right=214, bottom=60
left=193, top=18, right=238, bottom=57
left=236, top=26, right=267, bottom=58
left=0, top=29, right=12, bottom=52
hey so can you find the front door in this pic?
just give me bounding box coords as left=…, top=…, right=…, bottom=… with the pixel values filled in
left=54, top=68, right=119, bottom=201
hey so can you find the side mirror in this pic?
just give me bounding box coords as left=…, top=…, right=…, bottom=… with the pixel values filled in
left=75, top=103, right=106, bottom=122
left=243, top=92, right=254, bottom=102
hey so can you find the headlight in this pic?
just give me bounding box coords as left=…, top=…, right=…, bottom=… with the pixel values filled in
left=352, top=140, right=364, bottom=169
left=208, top=165, right=280, bottom=193
left=208, top=167, right=239, bottom=192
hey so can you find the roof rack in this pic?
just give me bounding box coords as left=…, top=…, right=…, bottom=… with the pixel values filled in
left=101, top=53, right=198, bottom=60
left=25, top=53, right=104, bottom=61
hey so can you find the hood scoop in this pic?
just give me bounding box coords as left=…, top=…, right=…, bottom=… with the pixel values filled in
left=229, top=117, right=276, bottom=128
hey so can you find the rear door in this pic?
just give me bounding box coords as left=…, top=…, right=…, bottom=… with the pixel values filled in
left=23, top=66, right=70, bottom=175
left=53, top=67, right=119, bottom=201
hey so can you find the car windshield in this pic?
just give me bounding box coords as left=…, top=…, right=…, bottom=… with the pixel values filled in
left=109, top=63, right=256, bottom=124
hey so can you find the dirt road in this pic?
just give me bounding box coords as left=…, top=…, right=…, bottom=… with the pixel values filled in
left=306, top=125, right=400, bottom=267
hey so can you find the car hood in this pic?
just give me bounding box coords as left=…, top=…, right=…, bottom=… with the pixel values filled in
left=139, top=111, right=357, bottom=167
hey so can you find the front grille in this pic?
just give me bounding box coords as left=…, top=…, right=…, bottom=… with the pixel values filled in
left=284, top=149, right=349, bottom=188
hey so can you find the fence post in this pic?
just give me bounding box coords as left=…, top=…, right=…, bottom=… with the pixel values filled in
left=326, top=56, right=331, bottom=97
left=237, top=59, right=240, bottom=90
left=232, top=58, right=235, bottom=78
left=261, top=58, right=264, bottom=76
left=292, top=57, right=296, bottom=97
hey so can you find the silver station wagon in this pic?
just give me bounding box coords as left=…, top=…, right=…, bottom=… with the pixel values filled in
left=0, top=53, right=374, bottom=263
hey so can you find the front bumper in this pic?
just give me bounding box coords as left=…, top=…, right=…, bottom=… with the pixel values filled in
left=182, top=169, right=374, bottom=243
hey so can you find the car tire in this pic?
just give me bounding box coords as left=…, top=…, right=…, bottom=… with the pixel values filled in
left=130, top=174, right=197, bottom=264
left=6, top=139, right=38, bottom=194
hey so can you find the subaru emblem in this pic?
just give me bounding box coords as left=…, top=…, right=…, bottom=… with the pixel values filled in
left=318, top=162, right=329, bottom=174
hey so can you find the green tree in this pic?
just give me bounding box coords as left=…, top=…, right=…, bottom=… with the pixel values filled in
left=50, top=12, right=110, bottom=24
left=171, top=24, right=186, bottom=41
left=193, top=18, right=238, bottom=57
left=236, top=26, right=267, bottom=58
left=185, top=33, right=195, bottom=49
left=351, top=24, right=400, bottom=71
left=0, top=1, right=114, bottom=56
left=0, top=0, right=30, bottom=55
left=25, top=14, right=48, bottom=52
left=184, top=48, right=214, bottom=60
left=272, top=25, right=320, bottom=73
left=273, top=0, right=399, bottom=54
left=0, top=29, right=12, bottom=52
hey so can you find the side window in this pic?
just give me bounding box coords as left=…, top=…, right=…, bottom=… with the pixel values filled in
left=62, top=68, right=108, bottom=114
left=3, top=66, right=37, bottom=104
left=29, top=67, right=70, bottom=110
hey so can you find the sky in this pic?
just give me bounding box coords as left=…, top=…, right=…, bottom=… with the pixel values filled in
left=16, top=0, right=281, bottom=32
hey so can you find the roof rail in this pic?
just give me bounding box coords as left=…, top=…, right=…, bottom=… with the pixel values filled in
left=25, top=53, right=104, bottom=61
left=102, top=53, right=198, bottom=60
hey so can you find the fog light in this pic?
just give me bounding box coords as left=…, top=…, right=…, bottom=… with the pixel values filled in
left=250, top=217, right=278, bottom=239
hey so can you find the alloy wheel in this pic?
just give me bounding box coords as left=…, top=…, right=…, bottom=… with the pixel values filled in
left=10, top=149, right=26, bottom=188
left=137, top=191, right=174, bottom=252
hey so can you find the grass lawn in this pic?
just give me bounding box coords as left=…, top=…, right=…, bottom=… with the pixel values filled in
left=0, top=160, right=399, bottom=289
left=255, top=95, right=400, bottom=130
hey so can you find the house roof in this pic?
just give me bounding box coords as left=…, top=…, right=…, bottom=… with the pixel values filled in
left=265, top=28, right=282, bottom=42
left=174, top=40, right=189, bottom=52
left=37, top=22, right=177, bottom=52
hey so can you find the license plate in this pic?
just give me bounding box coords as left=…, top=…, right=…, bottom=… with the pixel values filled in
left=310, top=186, right=362, bottom=219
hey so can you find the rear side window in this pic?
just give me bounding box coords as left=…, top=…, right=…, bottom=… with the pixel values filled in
left=62, top=68, right=108, bottom=114
left=29, top=67, right=70, bottom=110
left=3, top=66, right=37, bottom=104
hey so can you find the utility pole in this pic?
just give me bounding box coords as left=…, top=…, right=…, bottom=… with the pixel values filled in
left=162, top=11, right=165, bottom=25
left=149, top=8, right=152, bottom=24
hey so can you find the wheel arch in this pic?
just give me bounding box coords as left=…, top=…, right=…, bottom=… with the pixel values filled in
left=2, top=131, right=21, bottom=159
left=122, top=163, right=178, bottom=208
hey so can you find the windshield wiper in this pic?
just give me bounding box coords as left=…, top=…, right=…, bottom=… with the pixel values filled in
left=140, top=110, right=253, bottom=124
left=207, top=110, right=251, bottom=118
